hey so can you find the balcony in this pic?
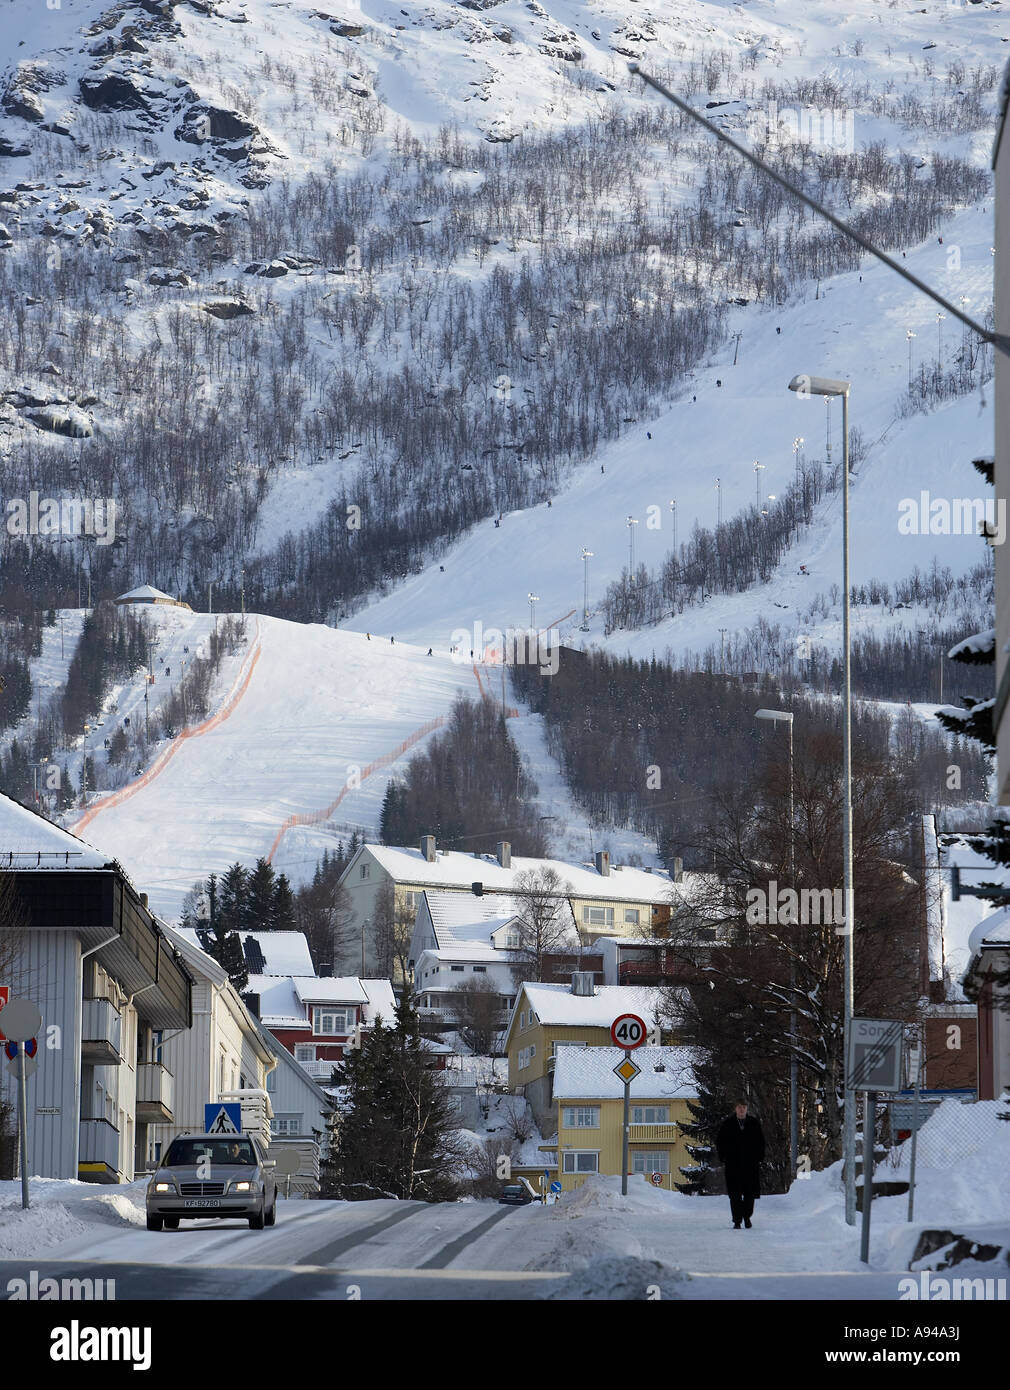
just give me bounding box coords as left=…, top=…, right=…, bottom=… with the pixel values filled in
left=79, top=1117, right=121, bottom=1183
left=298, top=1058, right=340, bottom=1080
left=136, top=1062, right=174, bottom=1122
left=629, top=1123, right=678, bottom=1141
left=81, top=997, right=122, bottom=1066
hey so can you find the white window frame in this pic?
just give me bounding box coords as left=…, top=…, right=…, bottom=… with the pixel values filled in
left=582, top=906, right=615, bottom=926
left=563, top=1106, right=600, bottom=1129
left=624, top=908, right=641, bottom=925
left=312, top=1006, right=352, bottom=1035
left=294, top=1044, right=316, bottom=1062
left=562, top=1151, right=599, bottom=1174
left=631, top=1151, right=670, bottom=1174
left=359, top=863, right=370, bottom=879
left=632, top=1105, right=670, bottom=1125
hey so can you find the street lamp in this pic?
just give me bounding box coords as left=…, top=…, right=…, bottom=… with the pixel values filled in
left=715, top=477, right=722, bottom=527
left=906, top=330, right=916, bottom=391
left=528, top=592, right=539, bottom=630
left=669, top=499, right=677, bottom=554
left=580, top=549, right=593, bottom=631
left=792, top=437, right=804, bottom=482
left=789, top=371, right=856, bottom=1227
left=755, top=707, right=797, bottom=1179
left=626, top=516, right=639, bottom=575
left=754, top=461, right=765, bottom=509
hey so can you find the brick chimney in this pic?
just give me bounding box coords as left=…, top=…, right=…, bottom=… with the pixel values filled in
left=570, top=971, right=595, bottom=996
left=420, top=834, right=436, bottom=863
left=496, top=841, right=511, bottom=869
left=595, top=850, right=610, bottom=877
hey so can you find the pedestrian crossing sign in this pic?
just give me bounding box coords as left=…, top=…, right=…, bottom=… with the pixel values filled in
left=205, top=1102, right=242, bottom=1135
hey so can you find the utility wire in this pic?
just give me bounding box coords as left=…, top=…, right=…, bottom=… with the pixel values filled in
left=629, top=64, right=1010, bottom=358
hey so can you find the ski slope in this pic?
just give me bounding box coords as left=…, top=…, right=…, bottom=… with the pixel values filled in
left=348, top=199, right=996, bottom=663
left=67, top=615, right=482, bottom=918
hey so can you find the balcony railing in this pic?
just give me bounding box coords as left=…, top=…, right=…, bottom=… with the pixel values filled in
left=79, top=1117, right=121, bottom=1178
left=629, top=1123, right=678, bottom=1140
left=81, top=997, right=122, bottom=1066
left=298, top=1058, right=340, bottom=1079
left=137, top=1062, right=174, bottom=1121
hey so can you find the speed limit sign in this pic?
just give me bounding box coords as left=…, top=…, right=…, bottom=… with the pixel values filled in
left=610, top=1013, right=647, bottom=1050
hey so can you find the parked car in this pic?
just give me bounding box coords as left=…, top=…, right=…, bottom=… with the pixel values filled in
left=498, top=1182, right=534, bottom=1205
left=146, top=1134, right=277, bottom=1231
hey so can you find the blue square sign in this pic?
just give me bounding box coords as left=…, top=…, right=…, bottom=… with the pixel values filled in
left=204, top=1102, right=242, bottom=1135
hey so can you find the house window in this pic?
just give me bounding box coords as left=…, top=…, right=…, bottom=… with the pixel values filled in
left=151, top=1030, right=163, bottom=1065
left=295, top=1044, right=316, bottom=1062
left=518, top=1047, right=529, bottom=1070
left=359, top=863, right=370, bottom=879
left=582, top=906, right=615, bottom=927
left=472, top=965, right=486, bottom=973
left=450, top=965, right=464, bottom=973
left=404, top=890, right=419, bottom=909
left=266, top=1070, right=277, bottom=1093
left=562, top=1152, right=599, bottom=1173
left=505, top=930, right=520, bottom=949
left=313, top=1007, right=352, bottom=1035
left=563, top=1106, right=600, bottom=1129
left=445, top=1095, right=462, bottom=1113
left=529, top=1044, right=536, bottom=1058
left=624, top=908, right=640, bottom=925
left=632, top=1151, right=670, bottom=1174
left=632, top=1106, right=670, bottom=1124
left=274, top=1115, right=303, bottom=1135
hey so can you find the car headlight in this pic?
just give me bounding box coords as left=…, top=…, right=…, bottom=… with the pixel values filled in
left=231, top=1180, right=255, bottom=1192
left=153, top=1181, right=175, bottom=1193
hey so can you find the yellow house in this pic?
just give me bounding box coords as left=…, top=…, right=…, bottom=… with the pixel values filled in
left=338, top=838, right=682, bottom=975
left=504, top=977, right=677, bottom=1133
left=552, top=1046, right=697, bottom=1193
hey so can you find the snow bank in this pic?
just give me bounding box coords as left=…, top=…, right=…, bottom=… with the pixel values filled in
left=0, top=1179, right=147, bottom=1258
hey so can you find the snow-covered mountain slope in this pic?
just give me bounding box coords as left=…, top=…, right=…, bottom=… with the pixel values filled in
left=64, top=610, right=482, bottom=916
left=4, top=0, right=1008, bottom=895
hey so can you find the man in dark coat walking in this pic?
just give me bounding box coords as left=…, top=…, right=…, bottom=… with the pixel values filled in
left=716, top=1100, right=765, bottom=1229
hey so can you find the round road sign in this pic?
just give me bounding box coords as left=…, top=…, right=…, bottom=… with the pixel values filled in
left=0, top=997, right=42, bottom=1043
left=610, top=1013, right=647, bottom=1050
left=650, top=1171, right=664, bottom=1187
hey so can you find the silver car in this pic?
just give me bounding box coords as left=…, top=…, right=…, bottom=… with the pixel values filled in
left=146, top=1134, right=277, bottom=1231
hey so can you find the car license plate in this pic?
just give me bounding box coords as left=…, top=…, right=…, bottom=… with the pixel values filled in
left=183, top=1199, right=221, bottom=1208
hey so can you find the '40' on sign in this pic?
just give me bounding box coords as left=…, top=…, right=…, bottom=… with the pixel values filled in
left=610, top=1014, right=647, bottom=1050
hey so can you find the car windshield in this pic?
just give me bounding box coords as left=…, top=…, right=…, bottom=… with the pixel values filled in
left=162, top=1138, right=258, bottom=1167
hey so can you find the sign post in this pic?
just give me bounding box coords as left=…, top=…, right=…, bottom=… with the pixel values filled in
left=847, top=1018, right=903, bottom=1264
left=611, top=1013, right=647, bottom=1197
left=0, top=997, right=43, bottom=1211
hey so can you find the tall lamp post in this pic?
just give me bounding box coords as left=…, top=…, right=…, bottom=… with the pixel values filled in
left=755, top=707, right=797, bottom=1180
left=528, top=592, right=539, bottom=630
left=626, top=516, right=638, bottom=575
left=789, top=372, right=856, bottom=1226
left=580, top=549, right=593, bottom=631
left=753, top=461, right=765, bottom=509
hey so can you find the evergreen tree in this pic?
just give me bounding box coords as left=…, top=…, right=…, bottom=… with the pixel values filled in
left=322, top=991, right=462, bottom=1200
left=244, top=857, right=277, bottom=930
left=272, top=873, right=296, bottom=931
left=205, top=864, right=249, bottom=989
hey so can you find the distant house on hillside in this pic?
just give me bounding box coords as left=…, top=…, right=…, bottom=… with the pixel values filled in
left=114, top=584, right=192, bottom=611
left=340, top=836, right=681, bottom=976
left=243, top=970, right=397, bottom=1082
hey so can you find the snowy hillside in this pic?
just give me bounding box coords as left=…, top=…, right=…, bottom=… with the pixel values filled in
left=62, top=609, right=484, bottom=916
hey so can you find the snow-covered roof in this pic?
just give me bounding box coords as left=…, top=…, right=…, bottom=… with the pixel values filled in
left=0, top=792, right=112, bottom=870
left=114, top=584, right=176, bottom=602
left=363, top=845, right=673, bottom=906
left=239, top=931, right=314, bottom=976
left=514, top=982, right=666, bottom=1029
left=422, top=889, right=522, bottom=946
left=418, top=943, right=515, bottom=963
left=361, top=979, right=397, bottom=1025
left=967, top=905, right=1010, bottom=956
left=293, top=976, right=367, bottom=1005
left=245, top=975, right=307, bottom=1028
left=553, top=1046, right=698, bottom=1101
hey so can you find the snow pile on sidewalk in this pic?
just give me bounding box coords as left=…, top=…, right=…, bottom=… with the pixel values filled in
left=0, top=1179, right=147, bottom=1259
left=532, top=1176, right=691, bottom=1299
